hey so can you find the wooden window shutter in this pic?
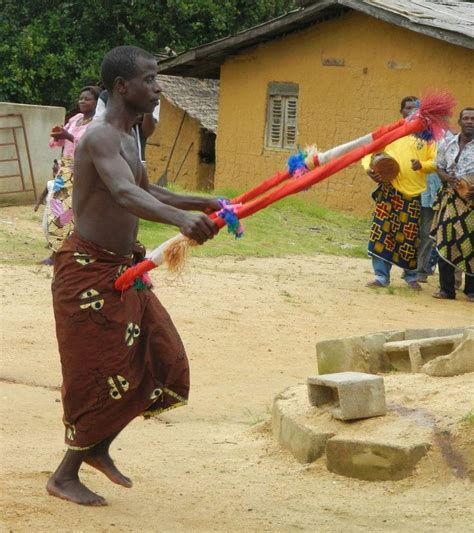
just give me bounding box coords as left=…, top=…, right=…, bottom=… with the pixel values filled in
left=284, top=96, right=297, bottom=149
left=268, top=96, right=284, bottom=148
left=265, top=82, right=298, bottom=150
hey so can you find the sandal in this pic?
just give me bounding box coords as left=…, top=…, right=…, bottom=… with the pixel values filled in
left=432, top=291, right=455, bottom=300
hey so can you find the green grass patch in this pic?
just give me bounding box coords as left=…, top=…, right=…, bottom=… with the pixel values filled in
left=0, top=209, right=49, bottom=265
left=139, top=188, right=370, bottom=259
left=0, top=188, right=371, bottom=265
left=460, top=410, right=474, bottom=425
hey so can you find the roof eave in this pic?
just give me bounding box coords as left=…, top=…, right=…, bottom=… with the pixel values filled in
left=156, top=0, right=474, bottom=78
left=339, top=0, right=474, bottom=50
left=156, top=1, right=342, bottom=77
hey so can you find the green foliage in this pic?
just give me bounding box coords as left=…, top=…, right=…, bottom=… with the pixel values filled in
left=1, top=0, right=296, bottom=110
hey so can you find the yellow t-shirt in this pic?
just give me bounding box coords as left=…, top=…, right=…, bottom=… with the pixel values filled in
left=362, top=135, right=437, bottom=197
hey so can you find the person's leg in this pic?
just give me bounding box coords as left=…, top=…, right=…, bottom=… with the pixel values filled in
left=463, top=273, right=474, bottom=300
left=428, top=246, right=439, bottom=274
left=434, top=258, right=456, bottom=299
left=84, top=431, right=132, bottom=487
left=47, top=449, right=107, bottom=506
left=417, top=207, right=435, bottom=281
left=403, top=268, right=422, bottom=290
left=369, top=256, right=391, bottom=286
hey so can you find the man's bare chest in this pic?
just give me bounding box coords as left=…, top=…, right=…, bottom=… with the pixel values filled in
left=120, top=135, right=142, bottom=184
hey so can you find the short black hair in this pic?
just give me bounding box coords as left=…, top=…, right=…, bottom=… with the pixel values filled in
left=459, top=107, right=474, bottom=120
left=400, top=96, right=418, bottom=110
left=80, top=85, right=101, bottom=101
left=100, top=46, right=155, bottom=93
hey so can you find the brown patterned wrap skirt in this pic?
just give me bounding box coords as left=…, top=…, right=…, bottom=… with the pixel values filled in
left=52, top=232, right=189, bottom=450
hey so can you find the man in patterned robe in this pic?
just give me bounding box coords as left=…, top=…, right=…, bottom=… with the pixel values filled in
left=47, top=46, right=219, bottom=506
left=432, top=107, right=474, bottom=301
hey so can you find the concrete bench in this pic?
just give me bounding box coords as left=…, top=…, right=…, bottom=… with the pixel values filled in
left=307, top=372, right=386, bottom=420
left=383, top=334, right=463, bottom=372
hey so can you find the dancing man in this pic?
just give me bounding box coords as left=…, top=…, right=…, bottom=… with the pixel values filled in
left=47, top=46, right=219, bottom=506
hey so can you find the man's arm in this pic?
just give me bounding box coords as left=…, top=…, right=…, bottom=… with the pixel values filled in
left=435, top=140, right=457, bottom=186
left=148, top=182, right=221, bottom=213
left=138, top=165, right=220, bottom=212
left=86, top=128, right=218, bottom=243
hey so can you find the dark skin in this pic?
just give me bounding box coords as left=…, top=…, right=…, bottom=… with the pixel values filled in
left=47, top=56, right=219, bottom=506
left=437, top=109, right=474, bottom=196
left=367, top=99, right=422, bottom=182
left=73, top=62, right=218, bottom=255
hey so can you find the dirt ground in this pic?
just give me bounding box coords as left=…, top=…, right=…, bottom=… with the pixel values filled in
left=1, top=206, right=473, bottom=532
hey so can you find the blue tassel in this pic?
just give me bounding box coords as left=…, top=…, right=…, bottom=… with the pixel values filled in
left=288, top=151, right=307, bottom=176
left=217, top=199, right=244, bottom=239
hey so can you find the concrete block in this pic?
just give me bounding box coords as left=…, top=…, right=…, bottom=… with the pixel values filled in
left=384, top=334, right=463, bottom=372
left=326, top=438, right=430, bottom=480
left=422, top=329, right=474, bottom=377
left=404, top=326, right=468, bottom=340
left=272, top=396, right=333, bottom=463
left=316, top=333, right=393, bottom=375
left=307, top=372, right=386, bottom=420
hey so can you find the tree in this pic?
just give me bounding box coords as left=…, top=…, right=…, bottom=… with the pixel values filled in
left=0, top=0, right=296, bottom=110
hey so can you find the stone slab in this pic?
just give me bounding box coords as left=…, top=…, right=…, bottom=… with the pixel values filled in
left=308, top=372, right=386, bottom=420
left=316, top=333, right=396, bottom=375
left=326, top=438, right=430, bottom=481
left=384, top=335, right=463, bottom=372
left=272, top=391, right=333, bottom=463
left=271, top=382, right=436, bottom=479
left=315, top=328, right=470, bottom=376
left=404, top=326, right=469, bottom=340
left=422, top=329, right=474, bottom=377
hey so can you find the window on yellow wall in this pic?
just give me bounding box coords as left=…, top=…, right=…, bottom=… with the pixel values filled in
left=265, top=82, right=298, bottom=150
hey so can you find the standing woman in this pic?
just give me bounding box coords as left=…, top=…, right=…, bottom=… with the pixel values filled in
left=45, top=86, right=100, bottom=262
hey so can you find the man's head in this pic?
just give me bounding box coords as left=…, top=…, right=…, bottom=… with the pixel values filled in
left=459, top=108, right=474, bottom=139
left=100, top=46, right=161, bottom=114
left=400, top=96, right=419, bottom=118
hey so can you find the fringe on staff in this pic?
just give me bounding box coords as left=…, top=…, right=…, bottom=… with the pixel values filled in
left=114, top=234, right=198, bottom=291
left=162, top=235, right=198, bottom=274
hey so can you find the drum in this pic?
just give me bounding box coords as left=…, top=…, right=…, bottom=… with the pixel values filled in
left=370, top=152, right=400, bottom=184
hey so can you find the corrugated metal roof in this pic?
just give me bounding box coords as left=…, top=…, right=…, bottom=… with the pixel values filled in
left=157, top=74, right=219, bottom=133
left=157, top=0, right=473, bottom=78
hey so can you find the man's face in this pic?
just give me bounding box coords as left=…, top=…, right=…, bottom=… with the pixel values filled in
left=401, top=100, right=417, bottom=118
left=124, top=57, right=161, bottom=114
left=459, top=110, right=474, bottom=139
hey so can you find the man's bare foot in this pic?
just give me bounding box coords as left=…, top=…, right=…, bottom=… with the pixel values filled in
left=46, top=477, right=107, bottom=506
left=84, top=453, right=133, bottom=488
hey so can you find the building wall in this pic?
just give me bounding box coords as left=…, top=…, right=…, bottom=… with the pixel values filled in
left=215, top=11, right=473, bottom=214
left=0, top=102, right=64, bottom=203
left=147, top=98, right=202, bottom=190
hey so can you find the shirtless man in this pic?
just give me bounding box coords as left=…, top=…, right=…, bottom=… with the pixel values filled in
left=47, top=46, right=219, bottom=506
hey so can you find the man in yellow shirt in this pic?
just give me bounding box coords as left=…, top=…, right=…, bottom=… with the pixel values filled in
left=362, top=96, right=437, bottom=290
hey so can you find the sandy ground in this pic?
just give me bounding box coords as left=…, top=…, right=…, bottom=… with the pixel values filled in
left=1, top=208, right=474, bottom=532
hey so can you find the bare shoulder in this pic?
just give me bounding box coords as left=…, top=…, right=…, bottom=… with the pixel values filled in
left=81, top=121, right=121, bottom=153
